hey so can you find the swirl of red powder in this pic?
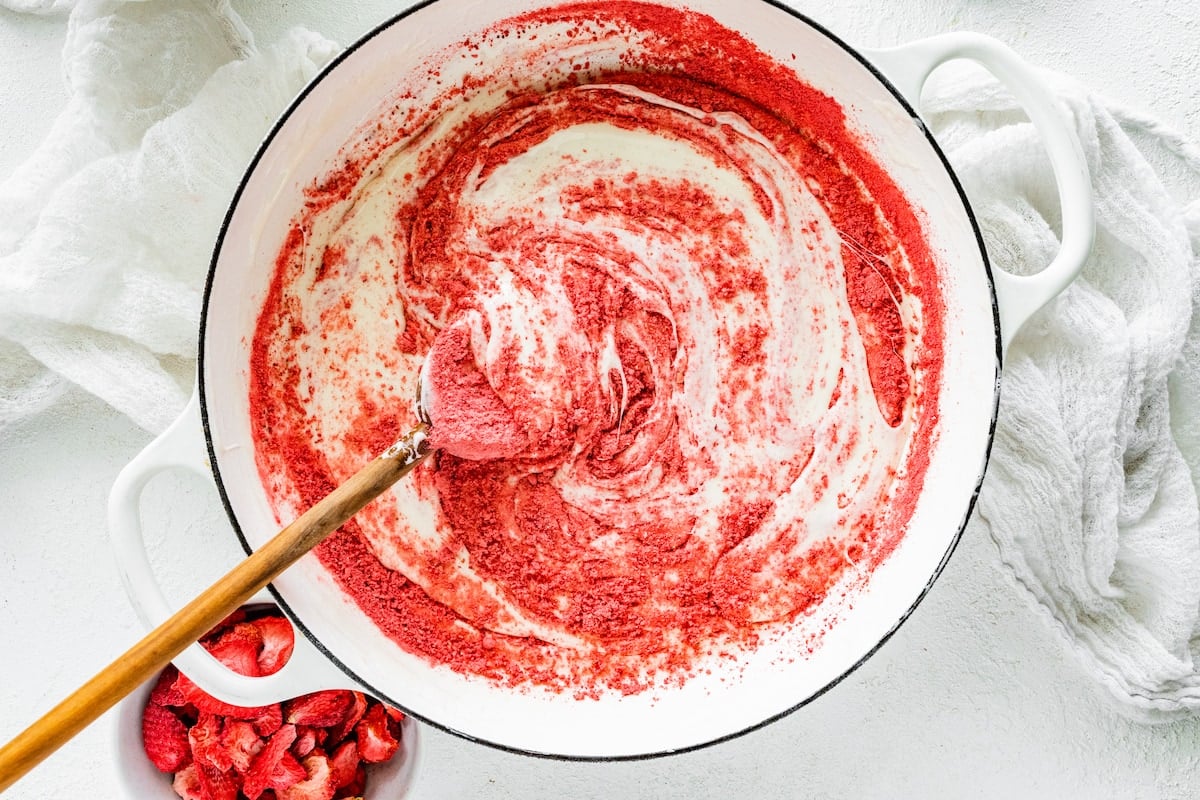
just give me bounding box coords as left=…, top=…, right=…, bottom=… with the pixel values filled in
left=249, top=2, right=944, bottom=696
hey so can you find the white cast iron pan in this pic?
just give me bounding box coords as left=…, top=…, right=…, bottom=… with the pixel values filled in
left=109, top=0, right=1093, bottom=760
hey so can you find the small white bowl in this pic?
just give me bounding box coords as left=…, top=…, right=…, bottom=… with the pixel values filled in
left=113, top=664, right=422, bottom=798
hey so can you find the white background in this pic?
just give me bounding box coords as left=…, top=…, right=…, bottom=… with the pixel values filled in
left=2, top=1, right=1199, bottom=798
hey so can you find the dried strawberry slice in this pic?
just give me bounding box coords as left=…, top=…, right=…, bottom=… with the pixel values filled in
left=252, top=703, right=284, bottom=737
left=189, top=712, right=233, bottom=772
left=207, top=607, right=249, bottom=640
left=207, top=622, right=265, bottom=678
left=333, top=764, right=366, bottom=799
left=383, top=705, right=405, bottom=740
left=243, top=724, right=299, bottom=800
left=354, top=703, right=399, bottom=763
left=292, top=726, right=319, bottom=759
left=222, top=718, right=265, bottom=773
left=172, top=763, right=204, bottom=800
left=195, top=762, right=239, bottom=800
left=327, top=740, right=360, bottom=790
left=254, top=615, right=295, bottom=676
left=141, top=700, right=191, bottom=773
left=279, top=753, right=336, bottom=800
left=268, top=753, right=308, bottom=792
left=325, top=692, right=367, bottom=746
left=149, top=664, right=185, bottom=707
left=285, top=690, right=354, bottom=728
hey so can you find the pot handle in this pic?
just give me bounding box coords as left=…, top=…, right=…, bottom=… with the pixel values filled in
left=862, top=33, right=1094, bottom=351
left=107, top=390, right=354, bottom=706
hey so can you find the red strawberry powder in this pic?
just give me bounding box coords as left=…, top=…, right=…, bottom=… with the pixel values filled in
left=249, top=2, right=945, bottom=697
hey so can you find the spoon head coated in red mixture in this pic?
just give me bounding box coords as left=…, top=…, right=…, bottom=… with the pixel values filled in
left=419, top=314, right=530, bottom=461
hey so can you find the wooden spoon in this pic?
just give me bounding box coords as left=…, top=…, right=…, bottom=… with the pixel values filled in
left=0, top=422, right=431, bottom=793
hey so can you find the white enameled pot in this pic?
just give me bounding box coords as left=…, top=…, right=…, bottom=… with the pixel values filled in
left=109, top=0, right=1093, bottom=760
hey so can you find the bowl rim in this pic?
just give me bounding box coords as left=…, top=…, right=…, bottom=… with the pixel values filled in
left=197, top=0, right=1001, bottom=762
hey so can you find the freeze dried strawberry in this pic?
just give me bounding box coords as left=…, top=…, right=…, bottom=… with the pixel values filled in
left=222, top=718, right=265, bottom=773
left=285, top=690, right=354, bottom=728
left=209, top=607, right=249, bottom=638
left=141, top=700, right=191, bottom=773
left=279, top=753, right=335, bottom=800
left=354, top=703, right=398, bottom=763
left=149, top=664, right=185, bottom=707
left=195, top=762, right=239, bottom=800
left=189, top=712, right=233, bottom=772
left=325, top=692, right=367, bottom=746
left=243, top=724, right=299, bottom=800
left=252, top=703, right=284, bottom=737
left=255, top=615, right=295, bottom=675
left=293, top=726, right=319, bottom=759
left=142, top=611, right=407, bottom=800
left=333, top=763, right=366, bottom=799
left=208, top=622, right=265, bottom=678
left=268, top=753, right=308, bottom=792
left=383, top=705, right=404, bottom=740
left=327, top=740, right=359, bottom=791
left=172, top=763, right=204, bottom=800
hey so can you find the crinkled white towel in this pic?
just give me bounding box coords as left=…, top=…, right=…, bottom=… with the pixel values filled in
left=1, top=0, right=1198, bottom=720
left=0, top=0, right=338, bottom=432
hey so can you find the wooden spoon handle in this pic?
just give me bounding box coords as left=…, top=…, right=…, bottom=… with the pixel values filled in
left=0, top=424, right=430, bottom=794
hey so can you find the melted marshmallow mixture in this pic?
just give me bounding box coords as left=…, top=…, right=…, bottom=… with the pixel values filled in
left=250, top=2, right=944, bottom=695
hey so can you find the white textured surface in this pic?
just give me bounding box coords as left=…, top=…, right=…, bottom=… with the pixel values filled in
left=1, top=1, right=1198, bottom=798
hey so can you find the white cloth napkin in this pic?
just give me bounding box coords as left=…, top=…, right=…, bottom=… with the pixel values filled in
left=0, top=0, right=337, bottom=432
left=925, top=67, right=1200, bottom=720
left=2, top=1, right=1198, bottom=720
